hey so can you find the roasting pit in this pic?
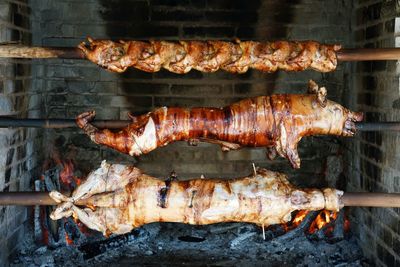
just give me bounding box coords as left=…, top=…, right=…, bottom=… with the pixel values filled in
left=1, top=0, right=400, bottom=266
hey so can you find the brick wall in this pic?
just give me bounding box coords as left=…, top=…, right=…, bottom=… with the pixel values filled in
left=29, top=0, right=354, bottom=189
left=345, top=0, right=400, bottom=266
left=0, top=0, right=42, bottom=265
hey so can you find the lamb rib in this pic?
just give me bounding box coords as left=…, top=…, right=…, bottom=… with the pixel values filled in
left=78, top=37, right=340, bottom=73
left=76, top=81, right=363, bottom=169
left=49, top=161, right=343, bottom=236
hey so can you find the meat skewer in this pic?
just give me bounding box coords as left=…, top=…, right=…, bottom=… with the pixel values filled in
left=76, top=81, right=363, bottom=169
left=1, top=191, right=399, bottom=208
left=2, top=40, right=400, bottom=73
left=49, top=161, right=343, bottom=236
left=0, top=118, right=396, bottom=132
left=0, top=163, right=398, bottom=236
left=16, top=161, right=393, bottom=236
left=77, top=38, right=340, bottom=73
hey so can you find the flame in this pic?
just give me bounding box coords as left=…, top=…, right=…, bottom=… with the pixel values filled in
left=59, top=159, right=82, bottom=189
left=344, top=215, right=351, bottom=232
left=60, top=160, right=74, bottom=187
left=65, top=232, right=73, bottom=245
left=44, top=146, right=82, bottom=191
left=281, top=210, right=310, bottom=232
left=308, top=210, right=338, bottom=234
left=292, top=210, right=309, bottom=226
left=280, top=209, right=344, bottom=238
left=59, top=159, right=83, bottom=191
left=41, top=150, right=86, bottom=245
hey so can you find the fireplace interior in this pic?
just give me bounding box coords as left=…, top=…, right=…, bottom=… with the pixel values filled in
left=0, top=0, right=398, bottom=266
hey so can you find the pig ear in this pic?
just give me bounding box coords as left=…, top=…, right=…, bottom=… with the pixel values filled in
left=317, top=86, right=327, bottom=107
left=266, top=147, right=277, bottom=160
left=127, top=112, right=138, bottom=122
left=307, top=80, right=319, bottom=94
left=308, top=80, right=327, bottom=108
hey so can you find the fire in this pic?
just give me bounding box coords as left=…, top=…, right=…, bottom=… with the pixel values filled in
left=281, top=210, right=310, bottom=232
left=59, top=159, right=82, bottom=190
left=65, top=232, right=73, bottom=245
left=308, top=210, right=338, bottom=234
left=40, top=147, right=87, bottom=246
left=60, top=160, right=74, bottom=187
left=292, top=210, right=309, bottom=226
left=344, top=216, right=351, bottom=232
left=279, top=209, right=349, bottom=238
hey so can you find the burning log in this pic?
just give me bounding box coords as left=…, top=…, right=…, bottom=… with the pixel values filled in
left=0, top=162, right=399, bottom=237
left=2, top=40, right=400, bottom=73
left=76, top=81, right=363, bottom=169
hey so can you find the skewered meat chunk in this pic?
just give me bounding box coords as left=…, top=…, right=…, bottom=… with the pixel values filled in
left=78, top=38, right=341, bottom=73
left=76, top=81, right=363, bottom=169
left=50, top=161, right=343, bottom=236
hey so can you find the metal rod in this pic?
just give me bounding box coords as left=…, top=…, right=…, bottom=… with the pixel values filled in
left=0, top=192, right=87, bottom=206
left=0, top=45, right=84, bottom=59
left=1, top=45, right=400, bottom=61
left=0, top=118, right=130, bottom=129
left=0, top=118, right=399, bottom=131
left=337, top=48, right=400, bottom=61
left=0, top=192, right=57, bottom=205
left=341, top=192, right=400, bottom=208
left=2, top=191, right=400, bottom=207
left=355, top=122, right=400, bottom=132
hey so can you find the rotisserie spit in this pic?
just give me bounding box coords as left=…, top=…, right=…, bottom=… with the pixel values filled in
left=78, top=38, right=340, bottom=73
left=76, top=81, right=363, bottom=169
left=49, top=161, right=343, bottom=236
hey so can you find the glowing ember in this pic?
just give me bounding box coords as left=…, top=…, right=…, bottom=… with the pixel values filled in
left=344, top=216, right=351, bottom=232
left=65, top=232, right=73, bottom=245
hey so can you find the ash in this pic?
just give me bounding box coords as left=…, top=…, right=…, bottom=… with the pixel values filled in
left=11, top=222, right=367, bottom=267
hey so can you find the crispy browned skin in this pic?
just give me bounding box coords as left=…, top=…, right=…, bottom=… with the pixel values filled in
left=76, top=82, right=363, bottom=169
left=78, top=37, right=341, bottom=73
left=50, top=161, right=343, bottom=236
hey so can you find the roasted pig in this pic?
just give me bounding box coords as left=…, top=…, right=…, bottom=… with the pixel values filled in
left=50, top=161, right=343, bottom=236
left=76, top=81, right=363, bottom=169
left=79, top=38, right=340, bottom=73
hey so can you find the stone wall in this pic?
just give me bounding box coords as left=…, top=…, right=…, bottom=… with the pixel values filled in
left=29, top=0, right=353, bottom=189
left=0, top=0, right=42, bottom=265
left=345, top=0, right=400, bottom=266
